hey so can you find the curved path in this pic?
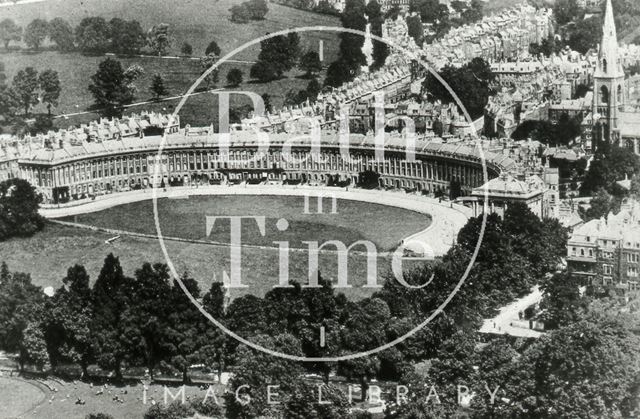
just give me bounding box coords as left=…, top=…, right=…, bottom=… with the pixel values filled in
left=40, top=185, right=471, bottom=257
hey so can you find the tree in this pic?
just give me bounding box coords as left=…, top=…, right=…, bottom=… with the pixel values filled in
left=164, top=273, right=206, bottom=383
left=284, top=381, right=350, bottom=418
left=385, top=5, right=401, bottom=20
left=261, top=93, right=272, bottom=113
left=46, top=265, right=94, bottom=377
left=0, top=19, right=22, bottom=49
left=205, top=40, right=221, bottom=57
left=503, top=202, right=567, bottom=279
left=462, top=0, right=483, bottom=24
left=12, top=67, right=39, bottom=116
left=0, top=266, right=43, bottom=359
left=582, top=187, right=620, bottom=220
left=246, top=0, right=269, bottom=20
left=199, top=54, right=220, bottom=89
left=580, top=145, right=640, bottom=196
left=199, top=282, right=228, bottom=383
left=406, top=14, right=424, bottom=47
left=24, top=19, right=49, bottom=50
left=150, top=74, right=168, bottom=99
left=48, top=18, right=74, bottom=51
left=0, top=85, right=20, bottom=119
left=505, top=317, right=640, bottom=418
left=109, top=19, right=145, bottom=54
left=230, top=3, right=253, bottom=23
left=300, top=50, right=322, bottom=77
left=88, top=58, right=139, bottom=118
left=336, top=0, right=367, bottom=78
left=423, top=57, right=494, bottom=120
left=539, top=271, right=589, bottom=330
left=123, top=263, right=172, bottom=380
left=250, top=34, right=300, bottom=82
left=250, top=60, right=279, bottom=82
left=226, top=294, right=267, bottom=338
left=19, top=321, right=49, bottom=371
left=226, top=68, right=243, bottom=87
left=224, top=333, right=303, bottom=419
left=410, top=0, right=439, bottom=22
left=91, top=254, right=134, bottom=381
left=337, top=298, right=390, bottom=401
left=567, top=16, right=602, bottom=54
left=554, top=0, right=582, bottom=26
left=75, top=17, right=111, bottom=53
left=324, top=58, right=353, bottom=87
left=180, top=42, right=192, bottom=56
left=38, top=69, right=61, bottom=116
left=147, top=23, right=171, bottom=56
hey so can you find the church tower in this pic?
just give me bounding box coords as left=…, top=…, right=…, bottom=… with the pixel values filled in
left=593, top=0, right=626, bottom=145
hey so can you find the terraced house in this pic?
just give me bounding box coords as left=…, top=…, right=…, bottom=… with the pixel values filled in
left=567, top=199, right=640, bottom=294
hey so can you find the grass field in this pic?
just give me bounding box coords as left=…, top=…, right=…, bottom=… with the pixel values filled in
left=2, top=50, right=324, bottom=128
left=0, top=377, right=46, bottom=418
left=60, top=195, right=431, bottom=250
left=0, top=376, right=223, bottom=419
left=0, top=196, right=431, bottom=300
left=0, top=0, right=340, bottom=60
left=0, top=0, right=340, bottom=128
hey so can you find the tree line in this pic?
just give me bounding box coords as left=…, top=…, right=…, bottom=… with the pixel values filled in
left=0, top=16, right=176, bottom=56
left=0, top=61, right=62, bottom=137
left=229, top=0, right=269, bottom=24
left=0, top=201, right=573, bottom=417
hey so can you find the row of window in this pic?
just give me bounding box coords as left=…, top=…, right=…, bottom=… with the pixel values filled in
left=23, top=150, right=488, bottom=189
left=602, top=264, right=638, bottom=277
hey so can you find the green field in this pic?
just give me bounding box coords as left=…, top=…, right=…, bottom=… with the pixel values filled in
left=0, top=376, right=218, bottom=419
left=0, top=196, right=430, bottom=299
left=0, top=377, right=46, bottom=418
left=0, top=0, right=340, bottom=60
left=0, top=0, right=340, bottom=128
left=61, top=195, right=430, bottom=250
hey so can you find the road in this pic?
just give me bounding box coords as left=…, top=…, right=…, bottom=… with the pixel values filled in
left=479, top=286, right=544, bottom=338
left=50, top=88, right=224, bottom=121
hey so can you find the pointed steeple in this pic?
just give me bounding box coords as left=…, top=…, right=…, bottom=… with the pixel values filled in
left=596, top=0, right=623, bottom=78
left=603, top=0, right=617, bottom=41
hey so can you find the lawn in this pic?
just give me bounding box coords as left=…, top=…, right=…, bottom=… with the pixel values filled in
left=0, top=0, right=340, bottom=128
left=2, top=50, right=325, bottom=128
left=0, top=195, right=431, bottom=300
left=59, top=195, right=431, bottom=251
left=0, top=377, right=46, bottom=418
left=0, top=376, right=222, bottom=419
left=0, top=0, right=340, bottom=61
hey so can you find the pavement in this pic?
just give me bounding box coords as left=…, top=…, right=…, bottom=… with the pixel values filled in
left=479, top=286, right=544, bottom=338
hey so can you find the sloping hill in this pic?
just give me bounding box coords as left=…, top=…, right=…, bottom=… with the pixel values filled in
left=0, top=0, right=340, bottom=60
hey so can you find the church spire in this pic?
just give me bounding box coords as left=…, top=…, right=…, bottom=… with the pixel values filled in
left=596, top=0, right=623, bottom=78
left=595, top=0, right=624, bottom=77
left=603, top=0, right=617, bottom=41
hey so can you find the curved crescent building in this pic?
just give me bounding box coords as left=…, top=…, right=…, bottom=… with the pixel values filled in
left=17, top=122, right=517, bottom=204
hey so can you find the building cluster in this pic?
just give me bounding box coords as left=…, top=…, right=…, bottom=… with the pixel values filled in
left=567, top=199, right=640, bottom=294
left=238, top=62, right=413, bottom=133
left=485, top=51, right=596, bottom=139
left=421, top=3, right=553, bottom=69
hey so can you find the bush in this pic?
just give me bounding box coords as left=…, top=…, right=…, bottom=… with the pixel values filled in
left=180, top=42, right=192, bottom=56
left=226, top=68, right=243, bottom=87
